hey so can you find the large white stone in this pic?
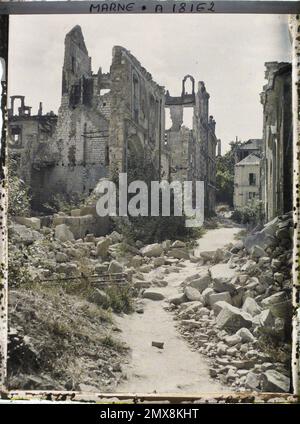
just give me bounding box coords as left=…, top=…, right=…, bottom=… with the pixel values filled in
left=171, top=240, right=186, bottom=248
left=10, top=224, right=42, bottom=245
left=96, top=237, right=112, bottom=258
left=140, top=243, right=163, bottom=257
left=143, top=290, right=165, bottom=301
left=212, top=300, right=231, bottom=316
left=261, top=292, right=291, bottom=319
left=261, top=370, right=290, bottom=393
left=210, top=263, right=236, bottom=287
left=15, top=216, right=41, bottom=231
left=209, top=292, right=232, bottom=308
left=184, top=286, right=203, bottom=302
left=202, top=287, right=215, bottom=306
left=108, top=260, right=123, bottom=274
left=187, top=270, right=211, bottom=292
left=236, top=327, right=256, bottom=342
left=216, top=303, right=253, bottom=331
left=54, top=224, right=75, bottom=242
left=242, top=297, right=261, bottom=316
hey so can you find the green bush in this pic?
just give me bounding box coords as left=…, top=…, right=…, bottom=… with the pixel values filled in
left=8, top=154, right=31, bottom=218
left=114, top=214, right=196, bottom=245
left=232, top=201, right=262, bottom=225
left=42, top=192, right=85, bottom=215
left=8, top=244, right=33, bottom=288
left=105, top=285, right=133, bottom=314
left=100, top=333, right=126, bottom=351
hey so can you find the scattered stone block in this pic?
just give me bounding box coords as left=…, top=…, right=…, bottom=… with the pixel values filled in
left=216, top=303, right=253, bottom=331
left=55, top=224, right=75, bottom=242
left=143, top=290, right=165, bottom=301
left=261, top=370, right=290, bottom=393
left=242, top=297, right=261, bottom=316
left=152, top=341, right=164, bottom=349
left=209, top=292, right=232, bottom=308
left=184, top=286, right=203, bottom=302
left=108, top=260, right=123, bottom=274
left=140, top=243, right=163, bottom=257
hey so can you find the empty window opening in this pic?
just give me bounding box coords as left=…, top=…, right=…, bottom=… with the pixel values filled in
left=133, top=76, right=139, bottom=122
left=71, top=56, right=76, bottom=73
left=182, top=108, right=193, bottom=129
left=100, top=88, right=110, bottom=96
left=12, top=98, right=22, bottom=116
left=105, top=145, right=110, bottom=166
left=184, top=78, right=193, bottom=95
left=249, top=173, right=256, bottom=186
left=165, top=108, right=172, bottom=130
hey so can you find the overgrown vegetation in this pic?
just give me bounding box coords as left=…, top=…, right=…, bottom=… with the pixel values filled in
left=215, top=141, right=240, bottom=206
left=42, top=192, right=85, bottom=215
left=8, top=153, right=31, bottom=218
left=8, top=245, right=33, bottom=289
left=105, top=285, right=133, bottom=314
left=231, top=201, right=263, bottom=225
left=100, top=333, right=126, bottom=351
left=234, top=229, right=248, bottom=240
left=111, top=152, right=205, bottom=244
left=8, top=288, right=127, bottom=390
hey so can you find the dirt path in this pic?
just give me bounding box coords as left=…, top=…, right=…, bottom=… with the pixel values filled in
left=115, top=225, right=241, bottom=393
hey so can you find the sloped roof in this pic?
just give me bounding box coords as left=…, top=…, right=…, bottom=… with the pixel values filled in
left=235, top=153, right=260, bottom=166
left=239, top=139, right=262, bottom=150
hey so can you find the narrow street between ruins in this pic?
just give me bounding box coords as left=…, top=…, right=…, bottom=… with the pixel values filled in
left=116, top=226, right=241, bottom=393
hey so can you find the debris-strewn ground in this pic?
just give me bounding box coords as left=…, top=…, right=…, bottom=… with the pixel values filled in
left=8, top=287, right=128, bottom=391
left=168, top=212, right=293, bottom=392
left=7, top=212, right=293, bottom=393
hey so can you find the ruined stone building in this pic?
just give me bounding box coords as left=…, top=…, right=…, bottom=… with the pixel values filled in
left=8, top=96, right=57, bottom=202
left=233, top=61, right=292, bottom=219
left=260, top=62, right=293, bottom=221
left=233, top=153, right=261, bottom=208
left=165, top=78, right=219, bottom=214
left=8, top=25, right=219, bottom=215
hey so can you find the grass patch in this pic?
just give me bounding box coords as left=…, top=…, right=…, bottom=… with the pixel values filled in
left=80, top=302, right=113, bottom=324
left=105, top=285, right=133, bottom=314
left=234, top=229, right=247, bottom=240
left=100, top=333, right=126, bottom=351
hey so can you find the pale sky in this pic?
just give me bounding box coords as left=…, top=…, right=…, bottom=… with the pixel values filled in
left=8, top=14, right=291, bottom=152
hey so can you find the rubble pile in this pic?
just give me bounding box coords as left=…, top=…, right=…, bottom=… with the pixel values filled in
left=8, top=210, right=293, bottom=393
left=8, top=289, right=127, bottom=391
left=169, top=213, right=293, bottom=392
left=9, top=217, right=194, bottom=294
left=8, top=213, right=193, bottom=390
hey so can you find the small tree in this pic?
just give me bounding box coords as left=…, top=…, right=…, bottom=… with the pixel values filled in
left=112, top=152, right=198, bottom=244
left=216, top=141, right=241, bottom=206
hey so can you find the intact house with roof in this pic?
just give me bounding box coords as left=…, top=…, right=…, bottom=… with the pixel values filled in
left=233, top=153, right=261, bottom=208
